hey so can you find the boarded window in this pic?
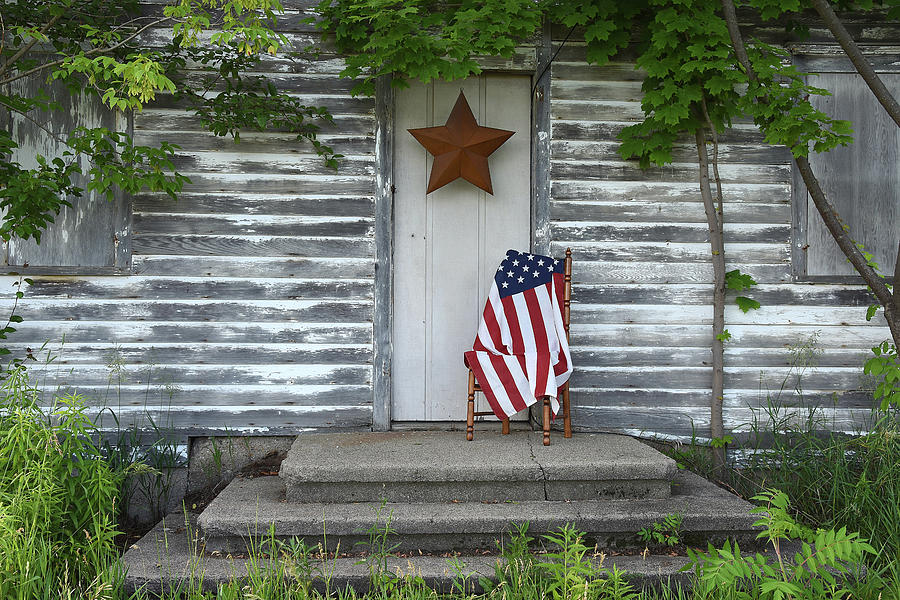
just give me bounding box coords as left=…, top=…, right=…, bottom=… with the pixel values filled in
left=4, top=77, right=131, bottom=274
left=794, top=62, right=900, bottom=281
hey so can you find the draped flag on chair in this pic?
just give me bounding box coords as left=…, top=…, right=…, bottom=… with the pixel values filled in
left=464, top=249, right=573, bottom=421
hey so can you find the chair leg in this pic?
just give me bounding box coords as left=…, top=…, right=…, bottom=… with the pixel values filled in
left=562, top=383, right=572, bottom=439
left=466, top=370, right=476, bottom=441
left=542, top=397, right=551, bottom=446
left=502, top=419, right=510, bottom=435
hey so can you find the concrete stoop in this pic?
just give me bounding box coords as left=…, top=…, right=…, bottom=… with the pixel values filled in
left=124, top=515, right=696, bottom=596
left=123, top=431, right=759, bottom=594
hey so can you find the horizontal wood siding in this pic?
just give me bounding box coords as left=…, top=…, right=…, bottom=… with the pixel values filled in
left=7, top=2, right=375, bottom=436
left=550, top=41, right=893, bottom=442
left=6, top=8, right=897, bottom=443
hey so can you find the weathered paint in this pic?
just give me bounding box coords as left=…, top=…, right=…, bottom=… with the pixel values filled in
left=550, top=39, right=894, bottom=441
left=8, top=3, right=376, bottom=436
left=5, top=6, right=896, bottom=442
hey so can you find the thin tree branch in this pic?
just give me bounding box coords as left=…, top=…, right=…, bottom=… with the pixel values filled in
left=700, top=93, right=724, bottom=216
left=810, top=0, right=900, bottom=129
left=796, top=157, right=899, bottom=343
left=3, top=102, right=69, bottom=146
left=1, top=11, right=7, bottom=61
left=721, top=0, right=899, bottom=346
left=0, top=16, right=171, bottom=87
left=696, top=125, right=727, bottom=470
left=891, top=240, right=899, bottom=342
left=720, top=0, right=755, bottom=84
left=0, top=13, right=63, bottom=79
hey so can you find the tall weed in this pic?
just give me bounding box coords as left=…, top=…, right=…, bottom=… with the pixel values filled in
left=0, top=366, right=123, bottom=598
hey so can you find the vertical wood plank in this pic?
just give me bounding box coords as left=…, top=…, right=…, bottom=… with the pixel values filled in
left=479, top=75, right=532, bottom=418
left=392, top=75, right=531, bottom=421
left=7, top=77, right=126, bottom=269
left=373, top=75, right=394, bottom=430
left=532, top=20, right=553, bottom=257
left=806, top=72, right=900, bottom=277
left=115, top=109, right=134, bottom=270
left=427, top=77, right=482, bottom=419
left=392, top=80, right=430, bottom=420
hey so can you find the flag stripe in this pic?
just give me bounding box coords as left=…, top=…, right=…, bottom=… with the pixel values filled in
left=523, top=288, right=550, bottom=397
left=467, top=249, right=573, bottom=422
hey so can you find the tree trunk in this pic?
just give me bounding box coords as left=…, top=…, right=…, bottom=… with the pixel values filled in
left=809, top=0, right=900, bottom=129
left=720, top=0, right=900, bottom=348
left=695, top=127, right=726, bottom=471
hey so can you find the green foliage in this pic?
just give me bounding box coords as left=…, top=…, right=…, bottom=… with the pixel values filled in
left=710, top=434, right=734, bottom=449
left=669, top=334, right=900, bottom=575
left=725, top=270, right=756, bottom=292
left=315, top=0, right=543, bottom=96
left=0, top=277, right=34, bottom=365
left=0, top=367, right=123, bottom=598
left=864, top=341, right=900, bottom=410
left=545, top=1, right=644, bottom=66
left=540, top=524, right=596, bottom=600
left=0, top=131, right=82, bottom=243
left=716, top=330, right=732, bottom=343
left=726, top=269, right=760, bottom=314
left=67, top=127, right=191, bottom=201
left=740, top=42, right=854, bottom=158
left=686, top=489, right=875, bottom=600
left=170, top=43, right=341, bottom=168
left=357, top=499, right=401, bottom=590
left=637, top=513, right=683, bottom=547
left=735, top=297, right=762, bottom=313
left=0, top=0, right=338, bottom=254
left=480, top=522, right=543, bottom=599
left=617, top=0, right=743, bottom=168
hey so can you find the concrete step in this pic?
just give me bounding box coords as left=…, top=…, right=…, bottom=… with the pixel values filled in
left=279, top=432, right=677, bottom=503
left=197, top=470, right=759, bottom=555
left=123, top=515, right=699, bottom=596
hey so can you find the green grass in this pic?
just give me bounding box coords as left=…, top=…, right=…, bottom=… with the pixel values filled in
left=5, top=344, right=900, bottom=600
left=0, top=366, right=123, bottom=599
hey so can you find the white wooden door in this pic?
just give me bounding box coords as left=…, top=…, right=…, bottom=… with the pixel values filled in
left=393, top=75, right=531, bottom=421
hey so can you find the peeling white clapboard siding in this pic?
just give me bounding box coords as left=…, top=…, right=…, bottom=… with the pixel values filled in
left=551, top=180, right=789, bottom=202
left=552, top=140, right=791, bottom=164
left=12, top=276, right=373, bottom=299
left=136, top=110, right=374, bottom=135
left=565, top=262, right=790, bottom=284
left=571, top=323, right=890, bottom=349
left=550, top=48, right=892, bottom=441
left=552, top=202, right=791, bottom=224
left=8, top=13, right=380, bottom=436
left=13, top=320, right=373, bottom=344
left=133, top=194, right=376, bottom=217
left=38, top=385, right=373, bottom=407
left=33, top=363, right=372, bottom=387
left=8, top=342, right=372, bottom=365
left=130, top=256, right=373, bottom=278
left=556, top=242, right=790, bottom=263
left=88, top=405, right=374, bottom=433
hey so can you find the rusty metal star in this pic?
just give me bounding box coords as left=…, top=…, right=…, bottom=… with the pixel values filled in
left=408, top=91, right=515, bottom=195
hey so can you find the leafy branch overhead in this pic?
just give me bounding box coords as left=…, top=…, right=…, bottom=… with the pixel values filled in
left=0, top=0, right=340, bottom=246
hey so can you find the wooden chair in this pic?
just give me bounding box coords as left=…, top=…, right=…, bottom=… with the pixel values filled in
left=466, top=248, right=573, bottom=446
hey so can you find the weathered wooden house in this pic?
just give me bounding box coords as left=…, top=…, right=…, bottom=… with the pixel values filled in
left=4, top=4, right=898, bottom=446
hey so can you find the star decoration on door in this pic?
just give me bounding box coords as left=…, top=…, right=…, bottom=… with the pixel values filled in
left=408, top=91, right=515, bottom=195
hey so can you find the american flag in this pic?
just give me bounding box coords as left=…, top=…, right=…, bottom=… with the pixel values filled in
left=464, top=249, right=572, bottom=421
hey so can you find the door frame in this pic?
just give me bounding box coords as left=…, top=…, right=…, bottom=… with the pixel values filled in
left=372, top=24, right=553, bottom=430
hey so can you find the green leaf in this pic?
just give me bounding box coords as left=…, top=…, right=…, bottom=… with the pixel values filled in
left=725, top=269, right=757, bottom=292
left=735, top=297, right=761, bottom=313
